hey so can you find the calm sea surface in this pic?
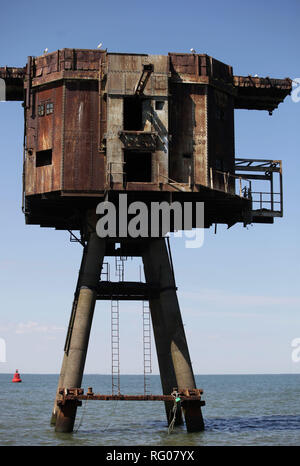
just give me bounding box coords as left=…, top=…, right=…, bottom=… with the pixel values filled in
left=0, top=373, right=299, bottom=446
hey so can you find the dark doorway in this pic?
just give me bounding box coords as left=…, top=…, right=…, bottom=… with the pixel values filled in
left=123, top=96, right=143, bottom=131
left=124, top=151, right=152, bottom=182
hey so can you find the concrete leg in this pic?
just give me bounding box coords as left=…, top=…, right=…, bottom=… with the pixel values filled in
left=50, top=246, right=88, bottom=425
left=54, top=233, right=106, bottom=433
left=142, top=238, right=204, bottom=432
left=50, top=353, right=68, bottom=426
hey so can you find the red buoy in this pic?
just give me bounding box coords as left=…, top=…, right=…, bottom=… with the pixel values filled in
left=12, top=370, right=22, bottom=383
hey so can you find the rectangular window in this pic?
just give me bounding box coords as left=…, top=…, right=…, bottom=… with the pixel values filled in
left=46, top=102, right=54, bottom=115
left=124, top=151, right=152, bottom=182
left=36, top=149, right=52, bottom=167
left=38, top=104, right=45, bottom=116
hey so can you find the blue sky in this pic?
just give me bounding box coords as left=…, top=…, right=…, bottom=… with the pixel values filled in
left=0, top=0, right=299, bottom=375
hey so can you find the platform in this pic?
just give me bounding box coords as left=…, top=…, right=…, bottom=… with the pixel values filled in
left=57, top=387, right=205, bottom=406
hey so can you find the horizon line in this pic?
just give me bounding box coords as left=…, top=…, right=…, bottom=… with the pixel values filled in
left=1, top=371, right=299, bottom=376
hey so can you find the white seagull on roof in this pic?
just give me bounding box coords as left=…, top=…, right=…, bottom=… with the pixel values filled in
left=97, top=43, right=103, bottom=49
left=190, top=48, right=196, bottom=53
left=43, top=48, right=48, bottom=54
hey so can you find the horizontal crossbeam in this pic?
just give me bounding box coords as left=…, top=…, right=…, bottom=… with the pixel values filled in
left=235, top=158, right=282, bottom=172
left=97, top=281, right=160, bottom=300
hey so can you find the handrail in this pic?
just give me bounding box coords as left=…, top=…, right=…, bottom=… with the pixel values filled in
left=210, top=167, right=252, bottom=198
left=210, top=162, right=283, bottom=215
left=158, top=173, right=190, bottom=192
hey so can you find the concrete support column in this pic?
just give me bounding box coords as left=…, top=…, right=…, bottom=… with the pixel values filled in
left=54, top=233, right=105, bottom=433
left=142, top=238, right=204, bottom=432
left=50, top=246, right=88, bottom=425
left=50, top=351, right=68, bottom=426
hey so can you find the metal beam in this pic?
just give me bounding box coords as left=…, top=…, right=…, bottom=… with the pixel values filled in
left=135, top=64, right=154, bottom=95
left=96, top=281, right=160, bottom=301
left=57, top=387, right=205, bottom=403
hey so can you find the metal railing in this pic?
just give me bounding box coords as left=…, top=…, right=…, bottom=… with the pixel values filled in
left=106, top=157, right=283, bottom=217
left=235, top=158, right=283, bottom=216
left=210, top=167, right=252, bottom=197
left=209, top=158, right=283, bottom=217
left=250, top=191, right=281, bottom=211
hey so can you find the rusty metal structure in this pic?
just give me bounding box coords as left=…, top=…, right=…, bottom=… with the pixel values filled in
left=0, top=49, right=291, bottom=434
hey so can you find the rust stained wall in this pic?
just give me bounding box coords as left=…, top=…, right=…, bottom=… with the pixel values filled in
left=169, top=53, right=201, bottom=80
left=169, top=53, right=234, bottom=189
left=17, top=49, right=291, bottom=230
left=107, top=54, right=168, bottom=96
left=24, top=49, right=106, bottom=195
left=169, top=83, right=194, bottom=182
left=23, top=50, right=260, bottom=200
left=25, top=82, right=63, bottom=195
left=34, top=49, right=104, bottom=77
left=106, top=53, right=169, bottom=184
left=169, top=83, right=208, bottom=186
left=169, top=53, right=232, bottom=82
left=192, top=85, right=208, bottom=186
left=25, top=85, right=37, bottom=195
left=63, top=80, right=103, bottom=192
left=207, top=87, right=235, bottom=192
left=169, top=53, right=208, bottom=185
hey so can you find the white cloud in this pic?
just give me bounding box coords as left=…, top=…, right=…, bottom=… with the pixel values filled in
left=15, top=321, right=65, bottom=335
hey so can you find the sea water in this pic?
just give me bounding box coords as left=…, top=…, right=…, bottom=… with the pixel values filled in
left=0, top=373, right=299, bottom=446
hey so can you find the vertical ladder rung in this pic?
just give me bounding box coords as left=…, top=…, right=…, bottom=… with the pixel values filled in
left=111, top=297, right=120, bottom=395
left=143, top=301, right=152, bottom=395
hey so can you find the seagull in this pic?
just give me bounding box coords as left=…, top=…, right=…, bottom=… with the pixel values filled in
left=254, top=74, right=258, bottom=77
left=190, top=48, right=196, bottom=53
left=97, top=43, right=102, bottom=49
left=43, top=48, right=48, bottom=54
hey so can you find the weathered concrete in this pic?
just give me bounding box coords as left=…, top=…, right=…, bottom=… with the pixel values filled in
left=54, top=232, right=106, bottom=433
left=50, top=246, right=88, bottom=425
left=142, top=238, right=204, bottom=431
